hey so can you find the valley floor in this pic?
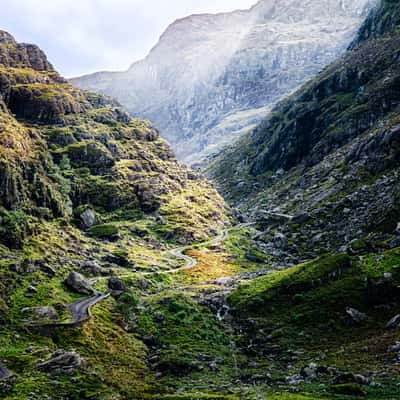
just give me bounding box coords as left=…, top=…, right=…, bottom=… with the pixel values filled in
left=1, top=220, right=399, bottom=400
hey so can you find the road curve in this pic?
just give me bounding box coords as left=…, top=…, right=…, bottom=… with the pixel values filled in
left=67, top=293, right=110, bottom=325
left=28, top=223, right=253, bottom=328
left=0, top=362, right=12, bottom=381
left=28, top=293, right=110, bottom=328
left=161, top=222, right=254, bottom=274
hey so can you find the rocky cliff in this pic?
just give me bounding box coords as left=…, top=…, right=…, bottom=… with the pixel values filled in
left=0, top=30, right=226, bottom=248
left=71, top=0, right=374, bottom=164
left=208, top=0, right=400, bottom=268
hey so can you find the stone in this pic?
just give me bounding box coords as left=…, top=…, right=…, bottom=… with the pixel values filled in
left=388, top=342, right=400, bottom=353
left=22, top=306, right=59, bottom=322
left=386, top=315, right=400, bottom=330
left=274, top=233, right=288, bottom=249
left=81, top=260, right=104, bottom=276
left=37, top=350, right=85, bottom=376
left=354, top=374, right=370, bottom=386
left=292, top=212, right=310, bottom=225
left=345, top=307, right=368, bottom=325
left=79, top=208, right=96, bottom=229
left=108, top=276, right=126, bottom=292
left=64, top=271, right=94, bottom=295
left=24, top=286, right=38, bottom=297
left=300, top=363, right=318, bottom=379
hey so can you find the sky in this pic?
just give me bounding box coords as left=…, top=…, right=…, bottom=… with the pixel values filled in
left=1, top=0, right=257, bottom=78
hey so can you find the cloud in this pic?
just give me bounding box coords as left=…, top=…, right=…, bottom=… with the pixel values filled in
left=1, top=0, right=256, bottom=77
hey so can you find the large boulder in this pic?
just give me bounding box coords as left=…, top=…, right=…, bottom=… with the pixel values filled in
left=21, top=306, right=59, bottom=322
left=108, top=276, right=126, bottom=293
left=386, top=314, right=400, bottom=330
left=80, top=260, right=105, bottom=276
left=64, top=271, right=94, bottom=295
left=345, top=307, right=368, bottom=325
left=37, top=350, right=85, bottom=376
left=79, top=208, right=97, bottom=229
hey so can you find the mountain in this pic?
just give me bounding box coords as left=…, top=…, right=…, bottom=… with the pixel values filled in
left=71, top=0, right=374, bottom=164
left=0, top=29, right=229, bottom=399
left=2, top=2, right=400, bottom=400
left=208, top=0, right=400, bottom=268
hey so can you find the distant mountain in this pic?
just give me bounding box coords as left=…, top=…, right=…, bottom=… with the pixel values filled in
left=71, top=0, right=374, bottom=164
left=208, top=0, right=400, bottom=269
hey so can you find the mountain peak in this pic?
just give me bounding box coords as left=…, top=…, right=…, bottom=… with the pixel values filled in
left=0, top=29, right=54, bottom=71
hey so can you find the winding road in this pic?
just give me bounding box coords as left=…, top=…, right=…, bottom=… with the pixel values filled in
left=164, top=223, right=252, bottom=274
left=29, top=223, right=252, bottom=328
left=67, top=293, right=110, bottom=325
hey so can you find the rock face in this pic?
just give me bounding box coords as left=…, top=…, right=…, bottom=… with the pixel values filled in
left=71, top=0, right=374, bottom=164
left=0, top=30, right=227, bottom=249
left=65, top=271, right=94, bottom=295
left=37, top=350, right=85, bottom=376
left=209, top=0, right=400, bottom=268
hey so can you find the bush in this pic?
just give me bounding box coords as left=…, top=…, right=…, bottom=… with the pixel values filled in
left=88, top=223, right=119, bottom=238
left=0, top=209, right=33, bottom=248
left=331, top=383, right=367, bottom=396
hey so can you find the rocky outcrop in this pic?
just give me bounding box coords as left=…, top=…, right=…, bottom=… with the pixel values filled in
left=21, top=306, right=60, bottom=322
left=0, top=30, right=227, bottom=249
left=71, top=0, right=374, bottom=164
left=65, top=271, right=94, bottom=295
left=209, top=0, right=400, bottom=267
left=37, top=350, right=85, bottom=376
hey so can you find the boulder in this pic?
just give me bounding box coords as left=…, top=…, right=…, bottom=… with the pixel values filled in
left=81, top=260, right=104, bottom=276
left=79, top=208, right=96, bottom=229
left=300, top=363, right=318, bottom=379
left=345, top=307, right=367, bottom=325
left=386, top=314, right=400, bottom=330
left=22, top=306, right=59, bottom=322
left=37, top=350, right=85, bottom=376
left=64, top=271, right=94, bottom=295
left=274, top=232, right=288, bottom=249
left=388, top=342, right=400, bottom=353
left=292, top=212, right=310, bottom=225
left=108, top=276, right=126, bottom=292
left=24, top=286, right=38, bottom=297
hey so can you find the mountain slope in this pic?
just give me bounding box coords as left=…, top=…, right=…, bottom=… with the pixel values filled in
left=0, top=29, right=228, bottom=400
left=71, top=0, right=374, bottom=164
left=208, top=0, right=400, bottom=267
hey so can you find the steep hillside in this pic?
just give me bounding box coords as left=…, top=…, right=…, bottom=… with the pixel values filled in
left=0, top=30, right=229, bottom=400
left=0, top=30, right=226, bottom=246
left=209, top=0, right=400, bottom=268
left=72, top=0, right=374, bottom=164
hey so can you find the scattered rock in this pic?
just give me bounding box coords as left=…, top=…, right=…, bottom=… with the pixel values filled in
left=108, top=276, right=126, bottom=293
left=79, top=208, right=97, bottom=229
left=64, top=271, right=94, bottom=295
left=388, top=342, right=400, bottom=353
left=386, top=314, right=400, bottom=329
left=24, top=286, right=38, bottom=297
left=37, top=350, right=85, bottom=376
left=345, top=307, right=367, bottom=325
left=300, top=363, right=318, bottom=379
left=22, top=306, right=59, bottom=322
left=81, top=260, right=105, bottom=276
left=292, top=212, right=310, bottom=225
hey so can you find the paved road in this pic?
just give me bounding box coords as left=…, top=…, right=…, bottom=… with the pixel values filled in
left=30, top=223, right=252, bottom=327
left=0, top=362, right=11, bottom=381
left=28, top=293, right=110, bottom=328
left=67, top=293, right=110, bottom=325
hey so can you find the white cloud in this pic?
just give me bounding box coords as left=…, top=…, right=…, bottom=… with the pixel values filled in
left=1, top=0, right=257, bottom=77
